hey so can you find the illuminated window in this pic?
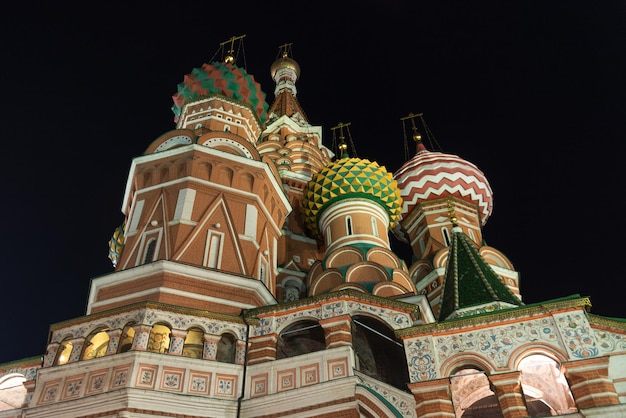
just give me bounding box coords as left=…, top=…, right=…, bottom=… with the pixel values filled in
left=147, top=323, right=171, bottom=354
left=118, top=323, right=136, bottom=353
left=54, top=338, right=73, bottom=366
left=519, top=354, right=577, bottom=416
left=81, top=328, right=110, bottom=360
left=182, top=327, right=204, bottom=359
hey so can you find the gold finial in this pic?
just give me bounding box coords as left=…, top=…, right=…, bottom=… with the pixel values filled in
left=400, top=112, right=423, bottom=142
left=331, top=122, right=354, bottom=158
left=277, top=42, right=293, bottom=59
left=220, top=34, right=246, bottom=64
left=447, top=198, right=458, bottom=226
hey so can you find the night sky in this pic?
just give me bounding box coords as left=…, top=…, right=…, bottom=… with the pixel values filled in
left=1, top=2, right=625, bottom=365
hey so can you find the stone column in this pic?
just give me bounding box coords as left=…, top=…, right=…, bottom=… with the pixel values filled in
left=42, top=342, right=60, bottom=367
left=131, top=324, right=152, bottom=351
left=235, top=339, right=247, bottom=365
left=67, top=337, right=85, bottom=363
left=564, top=356, right=620, bottom=409
left=203, top=334, right=221, bottom=360
left=106, top=328, right=123, bottom=355
left=489, top=371, right=528, bottom=418
left=408, top=378, right=455, bottom=417
left=169, top=329, right=187, bottom=356
left=320, top=314, right=353, bottom=348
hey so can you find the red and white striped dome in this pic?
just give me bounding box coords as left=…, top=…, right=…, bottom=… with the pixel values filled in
left=393, top=147, right=493, bottom=229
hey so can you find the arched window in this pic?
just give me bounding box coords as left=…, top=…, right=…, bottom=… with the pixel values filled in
left=0, top=373, right=27, bottom=410
left=183, top=327, right=204, bottom=359
left=118, top=323, right=136, bottom=353
left=450, top=367, right=502, bottom=417
left=216, top=333, right=237, bottom=363
left=54, top=338, right=73, bottom=366
left=147, top=323, right=171, bottom=354
left=519, top=354, right=577, bottom=416
left=81, top=328, right=110, bottom=360
left=346, top=216, right=353, bottom=235
left=352, top=316, right=409, bottom=391
left=442, top=227, right=450, bottom=246
left=277, top=320, right=326, bottom=359
left=143, top=238, right=157, bottom=264
left=371, top=217, right=378, bottom=237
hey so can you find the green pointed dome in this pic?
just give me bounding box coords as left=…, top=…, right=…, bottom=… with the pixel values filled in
left=302, top=157, right=402, bottom=237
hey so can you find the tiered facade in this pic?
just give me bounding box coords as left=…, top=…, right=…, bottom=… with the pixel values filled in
left=1, top=40, right=625, bottom=418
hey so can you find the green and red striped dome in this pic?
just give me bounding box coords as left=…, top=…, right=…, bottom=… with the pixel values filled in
left=171, top=61, right=268, bottom=125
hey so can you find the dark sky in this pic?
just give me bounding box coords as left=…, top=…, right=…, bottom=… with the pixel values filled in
left=1, top=2, right=625, bottom=364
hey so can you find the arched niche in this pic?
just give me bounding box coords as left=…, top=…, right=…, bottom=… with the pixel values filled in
left=352, top=315, right=409, bottom=392
left=276, top=319, right=325, bottom=360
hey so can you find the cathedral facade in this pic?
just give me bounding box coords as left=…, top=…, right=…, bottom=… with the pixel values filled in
left=1, top=39, right=625, bottom=418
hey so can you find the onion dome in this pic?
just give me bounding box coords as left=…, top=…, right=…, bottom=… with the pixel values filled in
left=302, top=157, right=402, bottom=238
left=171, top=61, right=268, bottom=125
left=393, top=146, right=493, bottom=237
left=270, top=55, right=300, bottom=80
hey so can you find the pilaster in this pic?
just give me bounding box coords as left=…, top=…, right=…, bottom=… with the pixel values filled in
left=564, top=356, right=620, bottom=409
left=489, top=371, right=527, bottom=418
left=408, top=378, right=455, bottom=417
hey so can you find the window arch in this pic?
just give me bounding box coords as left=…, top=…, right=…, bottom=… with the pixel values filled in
left=81, top=328, right=110, bottom=360
left=183, top=327, right=205, bottom=359
left=442, top=227, right=451, bottom=246
left=216, top=333, right=237, bottom=363
left=147, top=323, right=171, bottom=354
left=118, top=323, right=136, bottom=353
left=143, top=237, right=157, bottom=264
left=352, top=315, right=409, bottom=391
left=54, top=338, right=73, bottom=366
left=0, top=373, right=27, bottom=410
left=277, top=320, right=326, bottom=359
left=450, top=367, right=502, bottom=417
left=518, top=354, right=577, bottom=416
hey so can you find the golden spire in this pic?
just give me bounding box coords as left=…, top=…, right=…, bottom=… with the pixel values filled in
left=447, top=198, right=458, bottom=227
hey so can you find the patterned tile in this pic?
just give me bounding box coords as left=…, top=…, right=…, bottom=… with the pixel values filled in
left=300, top=364, right=319, bottom=386
left=328, top=357, right=349, bottom=379
left=110, top=364, right=131, bottom=389
left=159, top=367, right=185, bottom=392
left=277, top=368, right=296, bottom=392
left=215, top=374, right=237, bottom=398
left=136, top=364, right=159, bottom=389
left=61, top=374, right=85, bottom=400
left=85, top=369, right=109, bottom=395
left=188, top=370, right=211, bottom=395
left=250, top=373, right=268, bottom=398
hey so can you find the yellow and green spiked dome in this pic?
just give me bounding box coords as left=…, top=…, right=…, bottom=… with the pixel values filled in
left=302, top=157, right=402, bottom=237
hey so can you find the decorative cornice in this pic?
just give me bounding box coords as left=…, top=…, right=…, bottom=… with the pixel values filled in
left=587, top=313, right=626, bottom=330
left=246, top=288, right=420, bottom=319
left=396, top=295, right=591, bottom=337
left=51, top=300, right=257, bottom=331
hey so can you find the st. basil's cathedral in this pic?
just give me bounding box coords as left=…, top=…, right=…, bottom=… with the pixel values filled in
left=1, top=37, right=625, bottom=418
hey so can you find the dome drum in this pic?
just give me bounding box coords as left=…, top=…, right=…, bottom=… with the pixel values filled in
left=318, top=199, right=392, bottom=253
